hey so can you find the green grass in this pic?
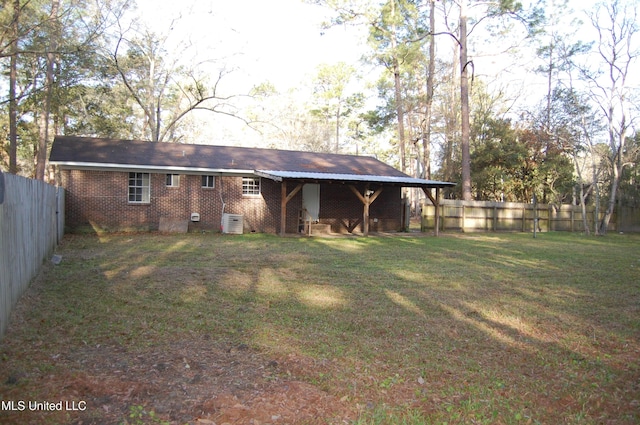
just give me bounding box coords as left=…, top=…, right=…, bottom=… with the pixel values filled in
left=2, top=231, right=639, bottom=424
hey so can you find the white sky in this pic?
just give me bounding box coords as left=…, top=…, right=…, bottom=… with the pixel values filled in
left=133, top=0, right=365, bottom=93
left=132, top=0, right=637, bottom=95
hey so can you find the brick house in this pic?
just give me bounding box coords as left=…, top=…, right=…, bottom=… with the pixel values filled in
left=49, top=136, right=454, bottom=235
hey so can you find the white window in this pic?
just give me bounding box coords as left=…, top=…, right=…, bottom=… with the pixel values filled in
left=129, top=172, right=150, bottom=203
left=242, top=177, right=261, bottom=196
left=166, top=174, right=180, bottom=187
left=202, top=175, right=215, bottom=188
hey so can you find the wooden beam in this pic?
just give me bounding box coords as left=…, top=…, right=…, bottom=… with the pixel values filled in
left=370, top=187, right=384, bottom=203
left=286, top=183, right=303, bottom=203
left=348, top=184, right=383, bottom=236
left=339, top=218, right=363, bottom=233
left=423, top=187, right=436, bottom=205
left=348, top=184, right=365, bottom=203
left=280, top=181, right=304, bottom=236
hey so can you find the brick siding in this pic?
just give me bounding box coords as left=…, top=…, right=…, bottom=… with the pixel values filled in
left=319, top=183, right=402, bottom=233
left=61, top=170, right=401, bottom=233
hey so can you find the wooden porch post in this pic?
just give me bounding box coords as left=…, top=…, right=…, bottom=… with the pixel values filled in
left=435, top=187, right=440, bottom=236
left=422, top=186, right=441, bottom=237
left=280, top=180, right=287, bottom=237
left=280, top=181, right=304, bottom=237
left=363, top=185, right=371, bottom=236
left=349, top=184, right=383, bottom=236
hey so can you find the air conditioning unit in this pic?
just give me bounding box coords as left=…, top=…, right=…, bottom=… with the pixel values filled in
left=222, top=213, right=243, bottom=234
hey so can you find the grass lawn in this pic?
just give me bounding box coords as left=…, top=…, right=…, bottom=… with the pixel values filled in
left=1, top=231, right=639, bottom=424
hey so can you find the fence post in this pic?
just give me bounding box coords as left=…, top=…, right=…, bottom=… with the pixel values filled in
left=570, top=208, right=574, bottom=232
left=493, top=205, right=497, bottom=231
left=462, top=204, right=466, bottom=232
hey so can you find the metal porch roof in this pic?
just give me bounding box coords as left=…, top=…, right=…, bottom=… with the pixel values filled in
left=255, top=170, right=456, bottom=188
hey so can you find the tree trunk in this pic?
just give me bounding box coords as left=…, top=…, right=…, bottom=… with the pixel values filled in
left=8, top=0, right=20, bottom=175
left=390, top=0, right=406, bottom=173
left=459, top=0, right=472, bottom=200
left=36, top=0, right=60, bottom=181
left=335, top=103, right=341, bottom=153
left=579, top=177, right=589, bottom=236
left=422, top=0, right=436, bottom=181
left=600, top=152, right=621, bottom=235
left=393, top=58, right=407, bottom=173
left=441, top=43, right=459, bottom=195
left=579, top=189, right=589, bottom=235
left=593, top=162, right=600, bottom=235
left=600, top=95, right=625, bottom=235
left=570, top=152, right=590, bottom=235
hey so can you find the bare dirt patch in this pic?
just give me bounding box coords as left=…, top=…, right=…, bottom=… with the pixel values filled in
left=2, top=328, right=355, bottom=425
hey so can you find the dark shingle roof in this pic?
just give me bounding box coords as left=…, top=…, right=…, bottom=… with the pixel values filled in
left=50, top=136, right=456, bottom=188
left=50, top=136, right=405, bottom=176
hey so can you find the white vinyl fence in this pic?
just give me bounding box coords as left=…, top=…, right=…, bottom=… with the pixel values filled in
left=0, top=172, right=64, bottom=340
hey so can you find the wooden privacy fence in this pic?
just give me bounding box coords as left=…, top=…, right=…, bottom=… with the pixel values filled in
left=421, top=199, right=638, bottom=233
left=0, top=172, right=64, bottom=340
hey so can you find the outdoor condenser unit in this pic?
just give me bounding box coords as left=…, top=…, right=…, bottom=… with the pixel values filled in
left=222, top=213, right=243, bottom=234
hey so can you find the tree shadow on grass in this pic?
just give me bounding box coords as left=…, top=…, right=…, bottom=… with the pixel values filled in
left=242, top=233, right=640, bottom=424
left=1, top=232, right=638, bottom=424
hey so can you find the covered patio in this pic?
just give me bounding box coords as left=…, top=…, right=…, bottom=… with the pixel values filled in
left=255, top=170, right=456, bottom=237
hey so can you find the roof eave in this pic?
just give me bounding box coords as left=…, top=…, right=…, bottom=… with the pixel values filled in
left=50, top=161, right=255, bottom=176
left=49, top=162, right=457, bottom=188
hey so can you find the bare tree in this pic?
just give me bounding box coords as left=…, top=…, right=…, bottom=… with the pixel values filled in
left=584, top=0, right=639, bottom=234
left=109, top=18, right=249, bottom=143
